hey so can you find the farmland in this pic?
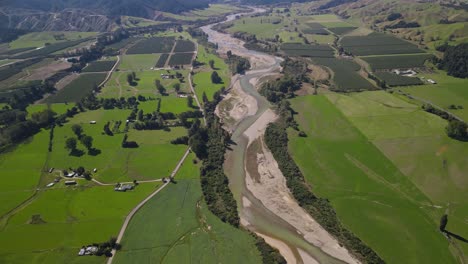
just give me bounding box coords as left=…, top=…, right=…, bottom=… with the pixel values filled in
left=301, top=23, right=329, bottom=35
left=167, top=53, right=194, bottom=66
left=155, top=54, right=169, bottom=68
left=11, top=38, right=94, bottom=59
left=118, top=54, right=160, bottom=71
left=288, top=94, right=459, bottom=264
left=45, top=73, right=107, bottom=103
left=82, top=61, right=116, bottom=73
left=126, top=37, right=175, bottom=54
left=362, top=54, right=434, bottom=70
left=374, top=72, right=423, bottom=86
left=327, top=27, right=357, bottom=35
left=311, top=58, right=375, bottom=91
left=113, top=179, right=262, bottom=264
left=8, top=31, right=97, bottom=50
left=173, top=40, right=196, bottom=52
left=340, top=33, right=424, bottom=56
left=280, top=43, right=334, bottom=57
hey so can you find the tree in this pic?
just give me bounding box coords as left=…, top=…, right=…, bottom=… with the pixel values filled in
left=209, top=59, right=215, bottom=69
left=440, top=214, right=448, bottom=232
left=187, top=95, right=194, bottom=108
left=155, top=79, right=166, bottom=95
left=71, top=124, right=83, bottom=137
left=137, top=109, right=144, bottom=121
left=202, top=91, right=209, bottom=104
left=76, top=166, right=85, bottom=175
left=65, top=137, right=77, bottom=153
left=81, top=135, right=93, bottom=150
left=211, top=71, right=222, bottom=84
left=227, top=50, right=232, bottom=59
left=173, top=83, right=181, bottom=93
left=131, top=71, right=136, bottom=80
left=127, top=74, right=133, bottom=85
left=446, top=120, right=468, bottom=140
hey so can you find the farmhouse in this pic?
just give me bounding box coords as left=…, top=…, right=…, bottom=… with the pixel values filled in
left=46, top=182, right=55, bottom=187
left=427, top=79, right=437, bottom=84
left=78, top=246, right=98, bottom=256
left=115, top=184, right=134, bottom=192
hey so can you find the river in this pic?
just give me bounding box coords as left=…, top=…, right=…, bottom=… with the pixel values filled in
left=201, top=9, right=358, bottom=264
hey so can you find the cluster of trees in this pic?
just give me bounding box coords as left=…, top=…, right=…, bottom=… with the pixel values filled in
left=439, top=43, right=468, bottom=78
left=127, top=72, right=137, bottom=86
left=133, top=109, right=165, bottom=130
left=422, top=104, right=468, bottom=141
left=260, top=77, right=302, bottom=103
left=210, top=71, right=222, bottom=84
left=384, top=20, right=420, bottom=29
left=84, top=237, right=121, bottom=257
left=226, top=51, right=251, bottom=74
left=368, top=73, right=387, bottom=88
left=65, top=124, right=97, bottom=155
left=121, top=134, right=138, bottom=148
left=387, top=13, right=402, bottom=21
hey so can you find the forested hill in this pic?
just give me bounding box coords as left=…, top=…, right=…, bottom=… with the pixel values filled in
left=2, top=0, right=210, bottom=16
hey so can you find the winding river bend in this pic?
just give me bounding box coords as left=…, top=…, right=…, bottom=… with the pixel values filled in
left=201, top=10, right=358, bottom=264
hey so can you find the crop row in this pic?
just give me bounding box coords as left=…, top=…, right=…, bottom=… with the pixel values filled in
left=82, top=61, right=116, bottom=72
left=168, top=53, right=194, bottom=66
left=45, top=73, right=107, bottom=103
left=126, top=37, right=175, bottom=54
left=281, top=43, right=334, bottom=57
left=341, top=33, right=423, bottom=56
left=362, top=54, right=433, bottom=70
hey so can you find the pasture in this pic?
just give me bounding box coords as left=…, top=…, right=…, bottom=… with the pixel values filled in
left=362, top=54, right=434, bottom=70
left=326, top=91, right=468, bottom=258
left=113, top=179, right=262, bottom=264
left=27, top=103, right=75, bottom=116
left=374, top=72, right=423, bottom=86
left=45, top=73, right=107, bottom=103
left=398, top=71, right=468, bottom=121
left=126, top=37, right=175, bottom=54
left=311, top=58, right=375, bottom=91
left=138, top=96, right=191, bottom=114
left=288, top=94, right=458, bottom=264
left=280, top=43, right=334, bottom=57
left=167, top=53, right=194, bottom=66
left=340, top=32, right=424, bottom=56
left=82, top=61, right=116, bottom=73
left=118, top=54, right=160, bottom=71
left=8, top=31, right=97, bottom=50
left=227, top=15, right=289, bottom=40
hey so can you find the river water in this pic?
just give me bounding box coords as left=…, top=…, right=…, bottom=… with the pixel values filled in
left=201, top=10, right=351, bottom=264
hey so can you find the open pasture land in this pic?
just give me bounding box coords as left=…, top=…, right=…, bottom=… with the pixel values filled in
left=126, top=37, right=175, bottom=54
left=173, top=40, right=196, bottom=52
left=11, top=38, right=94, bottom=59
left=167, top=53, right=194, bottom=66
left=288, top=94, right=458, bottom=264
left=100, top=70, right=190, bottom=98
left=311, top=58, right=375, bottom=91
left=280, top=43, right=334, bottom=57
left=27, top=103, right=75, bottom=116
left=113, top=179, right=262, bottom=264
left=398, top=71, right=468, bottom=121
left=118, top=54, right=160, bottom=71
left=226, top=15, right=289, bottom=40
left=189, top=4, right=245, bottom=17
left=374, top=72, right=423, bottom=86
left=82, top=61, right=116, bottom=73
left=8, top=31, right=97, bottom=50
left=155, top=53, right=169, bottom=68
left=305, top=34, right=335, bottom=44
left=327, top=27, right=357, bottom=35
left=0, top=131, right=49, bottom=217
left=47, top=109, right=188, bottom=183
left=340, top=33, right=424, bottom=56
left=45, top=73, right=107, bottom=103
left=362, top=54, right=434, bottom=70
left=326, top=91, right=468, bottom=258
left=138, top=96, right=191, bottom=114
left=0, top=181, right=160, bottom=264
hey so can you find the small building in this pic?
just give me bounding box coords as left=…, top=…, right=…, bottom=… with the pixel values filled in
left=115, top=184, right=134, bottom=192
left=66, top=172, right=76, bottom=177
left=46, top=182, right=55, bottom=188
left=65, top=180, right=77, bottom=186
left=78, top=248, right=86, bottom=256
left=427, top=79, right=437, bottom=84
left=89, top=121, right=97, bottom=124
left=93, top=168, right=97, bottom=173
left=48, top=168, right=54, bottom=173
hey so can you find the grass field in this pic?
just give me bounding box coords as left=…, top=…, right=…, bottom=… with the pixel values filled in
left=82, top=61, right=116, bottom=73
left=118, top=54, right=160, bottom=71
left=304, top=34, right=335, bottom=44
left=113, top=178, right=262, bottom=264
left=341, top=33, right=424, bottom=56
left=27, top=103, right=76, bottom=116
left=362, top=54, right=434, bottom=70
left=288, top=94, right=458, bottom=264
left=45, top=73, right=107, bottom=103
left=311, top=58, right=375, bottom=91
left=227, top=15, right=289, bottom=40
left=398, top=71, right=468, bottom=121
left=8, top=32, right=97, bottom=49
left=100, top=70, right=190, bottom=98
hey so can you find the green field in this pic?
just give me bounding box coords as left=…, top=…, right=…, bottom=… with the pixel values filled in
left=227, top=15, right=289, bottom=40
left=118, top=54, right=160, bottom=71
left=126, top=37, right=175, bottom=54
left=45, top=73, right=107, bottom=103
left=26, top=103, right=76, bottom=116
left=311, top=58, right=375, bottom=91
left=8, top=31, right=97, bottom=49
left=101, top=70, right=190, bottom=98
left=398, top=71, right=468, bottom=121
left=288, top=94, right=458, bottom=264
left=280, top=43, right=334, bottom=57
left=113, top=178, right=262, bottom=264
left=192, top=46, right=230, bottom=102
left=341, top=33, right=424, bottom=56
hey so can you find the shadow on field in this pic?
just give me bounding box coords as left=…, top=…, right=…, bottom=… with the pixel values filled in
left=446, top=231, right=468, bottom=243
